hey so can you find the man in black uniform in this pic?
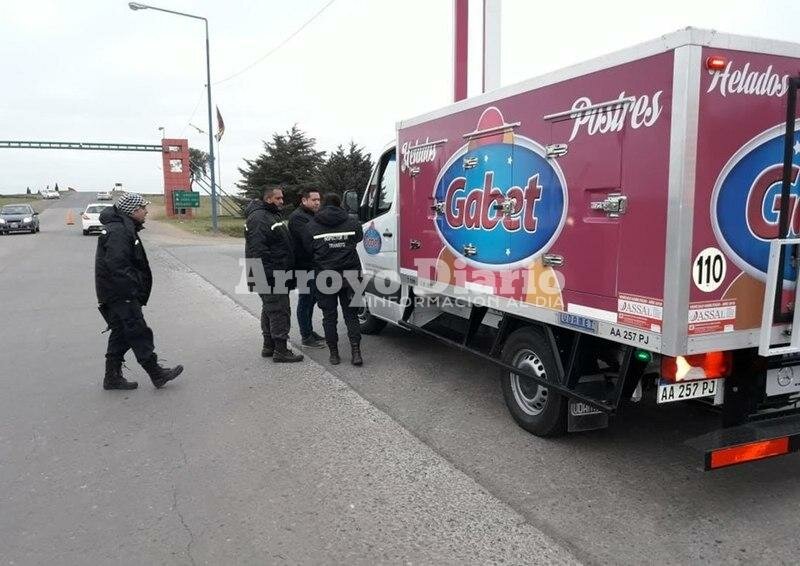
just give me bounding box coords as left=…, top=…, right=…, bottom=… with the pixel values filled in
left=303, top=193, right=364, bottom=366
left=288, top=188, right=325, bottom=348
left=245, top=187, right=303, bottom=363
left=95, top=193, right=184, bottom=390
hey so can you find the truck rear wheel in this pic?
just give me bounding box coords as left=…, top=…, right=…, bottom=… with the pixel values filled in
left=500, top=327, right=567, bottom=437
left=358, top=304, right=387, bottom=335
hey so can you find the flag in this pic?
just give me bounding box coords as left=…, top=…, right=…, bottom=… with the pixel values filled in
left=215, top=106, right=225, bottom=142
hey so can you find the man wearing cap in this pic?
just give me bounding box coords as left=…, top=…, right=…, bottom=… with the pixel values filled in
left=95, top=193, right=184, bottom=390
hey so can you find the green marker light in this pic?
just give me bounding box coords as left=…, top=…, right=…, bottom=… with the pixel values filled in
left=634, top=350, right=652, bottom=363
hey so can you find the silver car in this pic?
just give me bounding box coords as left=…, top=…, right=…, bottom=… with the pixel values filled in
left=0, top=204, right=40, bottom=234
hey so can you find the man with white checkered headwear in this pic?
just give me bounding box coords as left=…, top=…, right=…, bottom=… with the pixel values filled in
left=95, top=193, right=184, bottom=390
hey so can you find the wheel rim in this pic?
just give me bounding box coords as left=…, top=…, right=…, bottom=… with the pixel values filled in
left=357, top=306, right=369, bottom=325
left=510, top=348, right=549, bottom=416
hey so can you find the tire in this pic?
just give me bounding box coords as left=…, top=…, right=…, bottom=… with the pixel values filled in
left=82, top=229, right=89, bottom=236
left=500, top=326, right=567, bottom=437
left=358, top=303, right=387, bottom=335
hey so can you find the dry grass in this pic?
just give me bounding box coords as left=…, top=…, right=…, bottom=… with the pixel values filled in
left=146, top=194, right=244, bottom=238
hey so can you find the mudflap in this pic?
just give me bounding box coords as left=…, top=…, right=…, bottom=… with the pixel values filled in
left=686, top=412, right=800, bottom=470
left=567, top=399, right=610, bottom=432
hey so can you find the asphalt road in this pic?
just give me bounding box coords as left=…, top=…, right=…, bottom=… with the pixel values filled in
left=0, top=192, right=574, bottom=565
left=3, top=191, right=799, bottom=564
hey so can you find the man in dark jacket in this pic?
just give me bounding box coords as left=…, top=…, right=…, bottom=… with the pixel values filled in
left=245, top=187, right=303, bottom=363
left=95, top=193, right=184, bottom=390
left=302, top=192, right=364, bottom=366
left=288, top=188, right=325, bottom=348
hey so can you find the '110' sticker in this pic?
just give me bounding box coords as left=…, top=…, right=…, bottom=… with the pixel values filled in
left=693, top=247, right=727, bottom=293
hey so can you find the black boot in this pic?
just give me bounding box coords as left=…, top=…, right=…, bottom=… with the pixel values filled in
left=103, top=358, right=138, bottom=390
left=273, top=340, right=304, bottom=363
left=142, top=354, right=184, bottom=389
left=261, top=336, right=274, bottom=357
left=350, top=342, right=363, bottom=367
left=329, top=344, right=340, bottom=365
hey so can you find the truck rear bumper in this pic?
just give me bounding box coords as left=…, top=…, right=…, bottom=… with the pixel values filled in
left=686, top=412, right=800, bottom=470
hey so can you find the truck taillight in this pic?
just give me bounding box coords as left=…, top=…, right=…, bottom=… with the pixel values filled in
left=706, top=56, right=726, bottom=71
left=661, top=351, right=732, bottom=382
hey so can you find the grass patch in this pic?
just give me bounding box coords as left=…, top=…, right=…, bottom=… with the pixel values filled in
left=146, top=194, right=245, bottom=238
left=0, top=194, right=45, bottom=212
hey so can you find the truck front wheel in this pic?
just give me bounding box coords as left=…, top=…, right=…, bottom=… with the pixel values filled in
left=500, top=327, right=567, bottom=437
left=358, top=304, right=387, bottom=335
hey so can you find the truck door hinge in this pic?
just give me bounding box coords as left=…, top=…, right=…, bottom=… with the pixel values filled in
left=492, top=197, right=519, bottom=216
left=409, top=239, right=421, bottom=250
left=590, top=193, right=628, bottom=218
left=542, top=254, right=564, bottom=267
left=463, top=243, right=478, bottom=257
left=546, top=144, right=569, bottom=158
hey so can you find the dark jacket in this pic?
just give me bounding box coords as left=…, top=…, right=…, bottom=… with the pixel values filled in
left=95, top=206, right=153, bottom=306
left=245, top=199, right=295, bottom=286
left=288, top=205, right=316, bottom=271
left=303, top=205, right=363, bottom=273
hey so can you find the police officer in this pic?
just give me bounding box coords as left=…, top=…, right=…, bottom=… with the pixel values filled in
left=95, top=193, right=184, bottom=390
left=303, top=192, right=364, bottom=366
left=245, top=187, right=304, bottom=363
left=288, top=188, right=326, bottom=348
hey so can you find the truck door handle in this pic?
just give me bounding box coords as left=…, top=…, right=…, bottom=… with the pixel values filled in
left=382, top=230, right=393, bottom=237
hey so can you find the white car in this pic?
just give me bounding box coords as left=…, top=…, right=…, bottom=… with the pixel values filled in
left=82, top=203, right=112, bottom=235
left=41, top=191, right=60, bottom=199
left=97, top=191, right=113, bottom=201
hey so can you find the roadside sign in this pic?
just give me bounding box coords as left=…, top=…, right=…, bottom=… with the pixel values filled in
left=173, top=190, right=200, bottom=208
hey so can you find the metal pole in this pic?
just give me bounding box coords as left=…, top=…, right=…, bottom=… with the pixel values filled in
left=204, top=20, right=218, bottom=232
left=128, top=3, right=218, bottom=231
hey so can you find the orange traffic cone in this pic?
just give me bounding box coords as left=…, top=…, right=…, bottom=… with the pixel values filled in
left=66, top=210, right=75, bottom=225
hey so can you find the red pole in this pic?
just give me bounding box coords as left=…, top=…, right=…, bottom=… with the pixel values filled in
left=453, top=0, right=468, bottom=102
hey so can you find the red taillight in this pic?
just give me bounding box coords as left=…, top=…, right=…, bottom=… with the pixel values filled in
left=709, top=438, right=790, bottom=469
left=661, top=351, right=732, bottom=382
left=706, top=56, right=726, bottom=71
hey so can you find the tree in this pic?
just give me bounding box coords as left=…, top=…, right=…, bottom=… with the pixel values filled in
left=236, top=125, right=325, bottom=206
left=26, top=186, right=31, bottom=195
left=189, top=148, right=210, bottom=186
left=315, top=142, right=373, bottom=196
left=54, top=182, right=59, bottom=192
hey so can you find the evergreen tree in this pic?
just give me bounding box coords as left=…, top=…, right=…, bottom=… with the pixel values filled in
left=236, top=125, right=325, bottom=206
left=26, top=186, right=31, bottom=195
left=315, top=142, right=373, bottom=196
left=189, top=148, right=210, bottom=185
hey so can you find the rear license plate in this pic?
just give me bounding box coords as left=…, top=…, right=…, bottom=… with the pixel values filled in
left=657, top=378, right=718, bottom=404
left=766, top=365, right=800, bottom=396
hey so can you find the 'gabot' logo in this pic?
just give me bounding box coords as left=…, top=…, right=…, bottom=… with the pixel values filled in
left=433, top=108, right=567, bottom=268
left=712, top=122, right=800, bottom=283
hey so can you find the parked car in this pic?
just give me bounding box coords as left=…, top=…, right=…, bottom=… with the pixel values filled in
left=97, top=191, right=113, bottom=201
left=81, top=203, right=112, bottom=235
left=0, top=204, right=39, bottom=234
left=41, top=190, right=60, bottom=199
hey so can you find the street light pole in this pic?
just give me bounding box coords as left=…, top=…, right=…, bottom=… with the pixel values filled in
left=128, top=2, right=218, bottom=232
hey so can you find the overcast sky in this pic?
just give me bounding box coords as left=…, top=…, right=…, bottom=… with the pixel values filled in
left=1, top=0, right=798, bottom=194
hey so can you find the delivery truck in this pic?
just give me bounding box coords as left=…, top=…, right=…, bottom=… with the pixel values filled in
left=346, top=28, right=800, bottom=469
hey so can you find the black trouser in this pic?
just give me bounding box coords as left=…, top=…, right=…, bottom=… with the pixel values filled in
left=317, top=283, right=361, bottom=346
left=99, top=300, right=155, bottom=365
left=260, top=293, right=291, bottom=342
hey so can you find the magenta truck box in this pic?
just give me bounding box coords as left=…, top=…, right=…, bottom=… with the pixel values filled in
left=395, top=28, right=800, bottom=358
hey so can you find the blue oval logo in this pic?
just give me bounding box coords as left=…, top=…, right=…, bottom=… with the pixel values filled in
left=433, top=133, right=567, bottom=268
left=363, top=222, right=382, bottom=255
left=712, top=124, right=800, bottom=283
